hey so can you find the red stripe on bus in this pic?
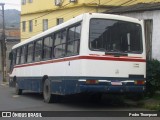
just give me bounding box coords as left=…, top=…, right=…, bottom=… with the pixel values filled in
left=14, top=56, right=146, bottom=68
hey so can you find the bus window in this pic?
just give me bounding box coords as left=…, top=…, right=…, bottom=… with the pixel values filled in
left=75, top=25, right=81, bottom=39
left=43, top=36, right=53, bottom=59
left=26, top=43, right=33, bottom=63
left=67, top=24, right=81, bottom=56
left=9, top=51, right=14, bottom=72
left=13, top=50, right=16, bottom=65
left=16, top=48, right=21, bottom=64
left=54, top=30, right=66, bottom=58
left=20, top=46, right=26, bottom=64
left=61, top=30, right=66, bottom=44
left=89, top=19, right=142, bottom=53
left=34, top=40, right=42, bottom=61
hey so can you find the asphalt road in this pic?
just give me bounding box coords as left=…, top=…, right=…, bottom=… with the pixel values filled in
left=0, top=76, right=159, bottom=120
left=0, top=83, right=146, bottom=111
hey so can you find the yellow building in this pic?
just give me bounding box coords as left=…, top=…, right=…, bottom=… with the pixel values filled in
left=21, top=0, right=160, bottom=41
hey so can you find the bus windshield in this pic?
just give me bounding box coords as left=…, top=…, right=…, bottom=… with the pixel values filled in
left=89, top=19, right=143, bottom=54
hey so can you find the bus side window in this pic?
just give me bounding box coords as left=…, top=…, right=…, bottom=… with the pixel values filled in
left=43, top=36, right=53, bottom=59
left=14, top=50, right=17, bottom=65
left=54, top=30, right=66, bottom=58
left=34, top=40, right=42, bottom=62
left=16, top=48, right=21, bottom=65
left=26, top=43, right=34, bottom=63
left=9, top=51, right=14, bottom=72
left=67, top=24, right=81, bottom=56
left=20, top=46, right=26, bottom=64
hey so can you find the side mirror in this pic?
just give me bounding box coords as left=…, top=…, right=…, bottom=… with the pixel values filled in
left=9, top=52, right=13, bottom=60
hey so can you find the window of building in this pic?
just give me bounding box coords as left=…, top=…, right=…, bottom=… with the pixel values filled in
left=26, top=43, right=33, bottom=63
left=22, top=21, right=26, bottom=32
left=54, top=30, right=66, bottom=58
left=67, top=24, right=81, bottom=56
left=29, top=20, right=33, bottom=32
left=20, top=46, right=26, bottom=64
left=43, top=19, right=48, bottom=31
left=35, top=20, right=37, bottom=26
left=43, top=36, right=53, bottom=59
left=22, top=0, right=26, bottom=5
left=55, top=0, right=62, bottom=6
left=57, top=18, right=63, bottom=25
left=28, top=0, right=33, bottom=3
left=34, top=40, right=42, bottom=62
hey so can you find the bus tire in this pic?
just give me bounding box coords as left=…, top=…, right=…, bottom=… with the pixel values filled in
left=15, top=82, right=22, bottom=95
left=43, top=79, right=54, bottom=103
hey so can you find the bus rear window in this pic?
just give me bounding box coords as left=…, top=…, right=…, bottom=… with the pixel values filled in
left=89, top=19, right=143, bottom=54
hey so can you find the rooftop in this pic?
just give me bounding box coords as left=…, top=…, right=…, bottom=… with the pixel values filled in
left=106, top=2, right=160, bottom=14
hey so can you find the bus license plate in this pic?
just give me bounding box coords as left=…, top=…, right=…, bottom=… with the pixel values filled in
left=111, top=82, right=122, bottom=86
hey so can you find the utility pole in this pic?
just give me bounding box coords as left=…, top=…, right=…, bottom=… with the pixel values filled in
left=0, top=3, right=7, bottom=83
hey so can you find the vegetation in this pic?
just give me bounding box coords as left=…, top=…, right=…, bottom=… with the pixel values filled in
left=140, top=59, right=160, bottom=110
left=146, top=59, right=160, bottom=96
left=144, top=103, right=160, bottom=111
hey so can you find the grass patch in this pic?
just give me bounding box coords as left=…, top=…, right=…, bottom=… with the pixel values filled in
left=152, top=94, right=160, bottom=100
left=141, top=94, right=160, bottom=111
left=144, top=104, right=160, bottom=111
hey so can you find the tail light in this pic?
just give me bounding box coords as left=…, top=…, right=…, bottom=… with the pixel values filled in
left=86, top=80, right=98, bottom=84
left=134, top=80, right=145, bottom=85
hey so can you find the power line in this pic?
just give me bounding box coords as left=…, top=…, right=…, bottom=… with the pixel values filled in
left=19, top=2, right=72, bottom=25
left=21, top=8, right=88, bottom=37
left=21, top=6, right=84, bottom=38
left=19, top=0, right=156, bottom=40
left=22, top=0, right=117, bottom=38
left=14, top=0, right=100, bottom=25
left=22, top=0, right=136, bottom=39
left=22, top=4, right=95, bottom=38
left=101, top=0, right=137, bottom=13
left=21, top=0, right=100, bottom=38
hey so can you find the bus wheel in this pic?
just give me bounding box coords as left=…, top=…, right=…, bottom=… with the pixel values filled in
left=15, top=82, right=22, bottom=95
left=43, top=79, right=54, bottom=103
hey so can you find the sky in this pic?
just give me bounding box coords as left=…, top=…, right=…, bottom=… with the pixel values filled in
left=0, top=0, right=21, bottom=11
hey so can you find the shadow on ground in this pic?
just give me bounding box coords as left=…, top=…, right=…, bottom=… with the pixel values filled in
left=19, top=91, right=135, bottom=109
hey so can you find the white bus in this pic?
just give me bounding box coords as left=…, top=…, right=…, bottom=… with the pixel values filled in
left=9, top=13, right=146, bottom=103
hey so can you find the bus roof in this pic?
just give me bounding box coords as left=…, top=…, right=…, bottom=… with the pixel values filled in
left=12, top=13, right=142, bottom=49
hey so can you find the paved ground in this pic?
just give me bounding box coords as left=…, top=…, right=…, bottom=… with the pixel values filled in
left=0, top=83, right=147, bottom=111
left=0, top=75, right=159, bottom=120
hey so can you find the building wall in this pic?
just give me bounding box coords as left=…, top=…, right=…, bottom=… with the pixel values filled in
left=0, top=29, right=20, bottom=72
left=0, top=40, right=20, bottom=72
left=121, top=10, right=160, bottom=61
left=21, top=0, right=160, bottom=41
left=22, top=0, right=85, bottom=14
left=22, top=0, right=160, bottom=41
left=21, top=6, right=98, bottom=40
left=21, top=0, right=160, bottom=14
